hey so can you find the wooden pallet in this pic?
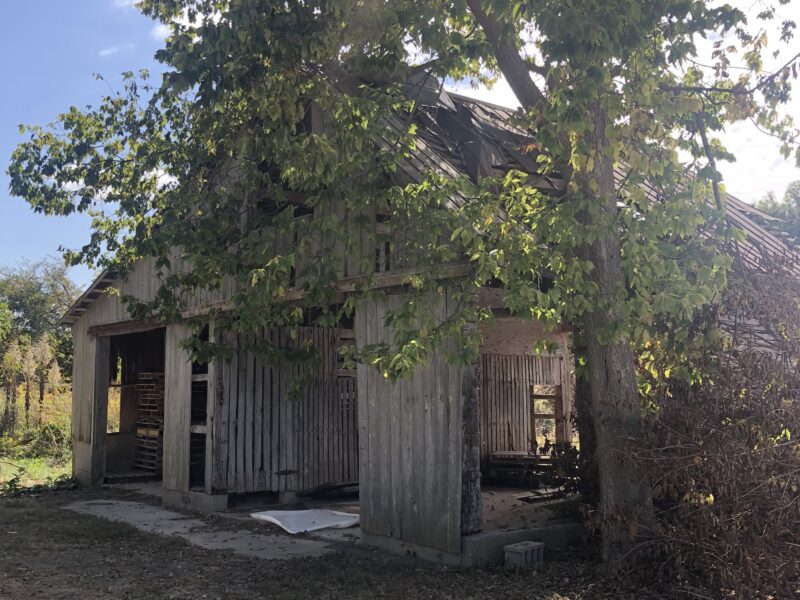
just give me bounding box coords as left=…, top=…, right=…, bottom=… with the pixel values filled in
left=134, top=372, right=165, bottom=475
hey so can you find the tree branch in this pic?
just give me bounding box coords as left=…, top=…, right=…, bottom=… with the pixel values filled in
left=694, top=113, right=724, bottom=211
left=465, top=0, right=548, bottom=111
left=662, top=49, right=800, bottom=96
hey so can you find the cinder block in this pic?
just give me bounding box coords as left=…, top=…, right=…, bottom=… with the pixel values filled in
left=503, top=540, right=545, bottom=568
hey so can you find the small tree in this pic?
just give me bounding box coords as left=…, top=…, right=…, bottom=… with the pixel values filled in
left=47, top=361, right=61, bottom=394
left=32, top=334, right=54, bottom=426
left=20, top=340, right=37, bottom=429
left=1, top=339, right=22, bottom=432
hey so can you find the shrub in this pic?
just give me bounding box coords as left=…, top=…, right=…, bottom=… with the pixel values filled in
left=633, top=254, right=800, bottom=598
left=2, top=423, right=71, bottom=463
left=639, top=355, right=800, bottom=597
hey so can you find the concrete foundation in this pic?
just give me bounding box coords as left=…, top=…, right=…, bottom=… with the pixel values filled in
left=62, top=499, right=332, bottom=560
left=162, top=488, right=229, bottom=513
left=361, top=520, right=583, bottom=567
left=460, top=520, right=584, bottom=566
left=360, top=531, right=462, bottom=566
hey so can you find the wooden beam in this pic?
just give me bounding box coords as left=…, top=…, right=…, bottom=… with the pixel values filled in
left=182, top=262, right=474, bottom=318
left=87, top=319, right=163, bottom=338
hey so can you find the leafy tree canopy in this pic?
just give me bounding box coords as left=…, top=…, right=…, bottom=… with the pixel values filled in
left=7, top=1, right=797, bottom=370
left=0, top=259, right=80, bottom=375
left=0, top=302, right=11, bottom=348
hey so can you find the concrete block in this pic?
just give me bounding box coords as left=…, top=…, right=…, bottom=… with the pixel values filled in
left=461, top=520, right=584, bottom=566
left=504, top=540, right=544, bottom=568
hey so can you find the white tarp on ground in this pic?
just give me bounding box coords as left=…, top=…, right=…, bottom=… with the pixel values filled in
left=250, top=509, right=360, bottom=534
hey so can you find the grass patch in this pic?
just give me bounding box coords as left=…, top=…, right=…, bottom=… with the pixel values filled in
left=0, top=457, right=71, bottom=487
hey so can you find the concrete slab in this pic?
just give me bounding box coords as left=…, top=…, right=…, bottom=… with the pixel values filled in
left=309, top=526, right=361, bottom=544
left=61, top=500, right=333, bottom=561
left=108, top=481, right=163, bottom=499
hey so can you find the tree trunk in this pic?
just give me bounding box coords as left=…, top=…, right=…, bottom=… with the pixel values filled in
left=577, top=104, right=653, bottom=562
left=9, top=379, right=16, bottom=433
left=38, top=374, right=45, bottom=426
left=24, top=379, right=30, bottom=429
left=466, top=1, right=653, bottom=561
left=3, top=381, right=9, bottom=421
left=571, top=338, right=600, bottom=507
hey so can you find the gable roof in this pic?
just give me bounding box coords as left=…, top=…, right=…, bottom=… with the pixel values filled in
left=60, top=86, right=800, bottom=326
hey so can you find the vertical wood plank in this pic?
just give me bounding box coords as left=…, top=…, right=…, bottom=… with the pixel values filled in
left=244, top=339, right=255, bottom=492
left=211, top=328, right=229, bottom=491
left=163, top=323, right=192, bottom=493
left=90, top=335, right=111, bottom=485
left=204, top=320, right=216, bottom=493
left=226, top=334, right=239, bottom=491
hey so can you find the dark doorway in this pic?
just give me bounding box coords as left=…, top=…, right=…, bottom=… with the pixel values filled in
left=105, top=328, right=166, bottom=483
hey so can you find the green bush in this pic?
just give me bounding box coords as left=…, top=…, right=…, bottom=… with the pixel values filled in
left=0, top=423, right=71, bottom=463
left=27, top=423, right=70, bottom=461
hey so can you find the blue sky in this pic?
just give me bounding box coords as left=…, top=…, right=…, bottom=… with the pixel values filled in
left=1, top=1, right=798, bottom=292
left=0, top=0, right=165, bottom=288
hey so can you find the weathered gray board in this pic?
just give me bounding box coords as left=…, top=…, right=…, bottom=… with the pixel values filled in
left=210, top=327, right=359, bottom=494
left=356, top=289, right=466, bottom=555
left=163, top=323, right=192, bottom=493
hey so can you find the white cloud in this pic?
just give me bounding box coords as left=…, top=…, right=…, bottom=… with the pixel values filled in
left=98, top=42, right=135, bottom=58
left=151, top=23, right=171, bottom=41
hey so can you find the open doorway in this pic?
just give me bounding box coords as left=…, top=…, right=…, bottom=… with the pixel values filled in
left=105, top=328, right=166, bottom=483
left=477, top=318, right=577, bottom=532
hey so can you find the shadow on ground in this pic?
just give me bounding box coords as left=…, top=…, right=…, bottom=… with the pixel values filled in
left=0, top=487, right=658, bottom=599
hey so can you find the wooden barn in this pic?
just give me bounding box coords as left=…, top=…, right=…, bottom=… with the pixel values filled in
left=63, top=86, right=793, bottom=565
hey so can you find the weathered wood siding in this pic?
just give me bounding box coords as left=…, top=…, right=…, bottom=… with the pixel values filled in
left=479, top=355, right=566, bottom=466
left=71, top=252, right=358, bottom=493
left=356, top=289, right=465, bottom=554
left=163, top=323, right=192, bottom=493
left=210, top=327, right=359, bottom=494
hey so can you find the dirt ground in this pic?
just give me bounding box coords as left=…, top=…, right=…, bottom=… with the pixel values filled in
left=0, top=487, right=662, bottom=600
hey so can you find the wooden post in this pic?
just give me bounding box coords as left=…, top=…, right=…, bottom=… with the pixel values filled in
left=461, top=358, right=483, bottom=535
left=163, top=323, right=192, bottom=493
left=204, top=320, right=216, bottom=494
left=89, top=335, right=111, bottom=486
left=557, top=333, right=574, bottom=445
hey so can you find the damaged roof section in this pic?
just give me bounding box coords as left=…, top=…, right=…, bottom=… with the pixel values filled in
left=399, top=78, right=799, bottom=274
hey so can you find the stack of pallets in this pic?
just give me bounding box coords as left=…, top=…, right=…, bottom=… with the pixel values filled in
left=134, top=372, right=165, bottom=474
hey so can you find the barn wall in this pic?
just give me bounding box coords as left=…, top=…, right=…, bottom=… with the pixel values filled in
left=68, top=200, right=424, bottom=492
left=356, top=289, right=465, bottom=555
left=210, top=327, right=359, bottom=494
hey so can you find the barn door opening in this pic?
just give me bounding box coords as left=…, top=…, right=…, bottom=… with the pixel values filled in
left=475, top=318, right=576, bottom=532
left=104, top=327, right=166, bottom=483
